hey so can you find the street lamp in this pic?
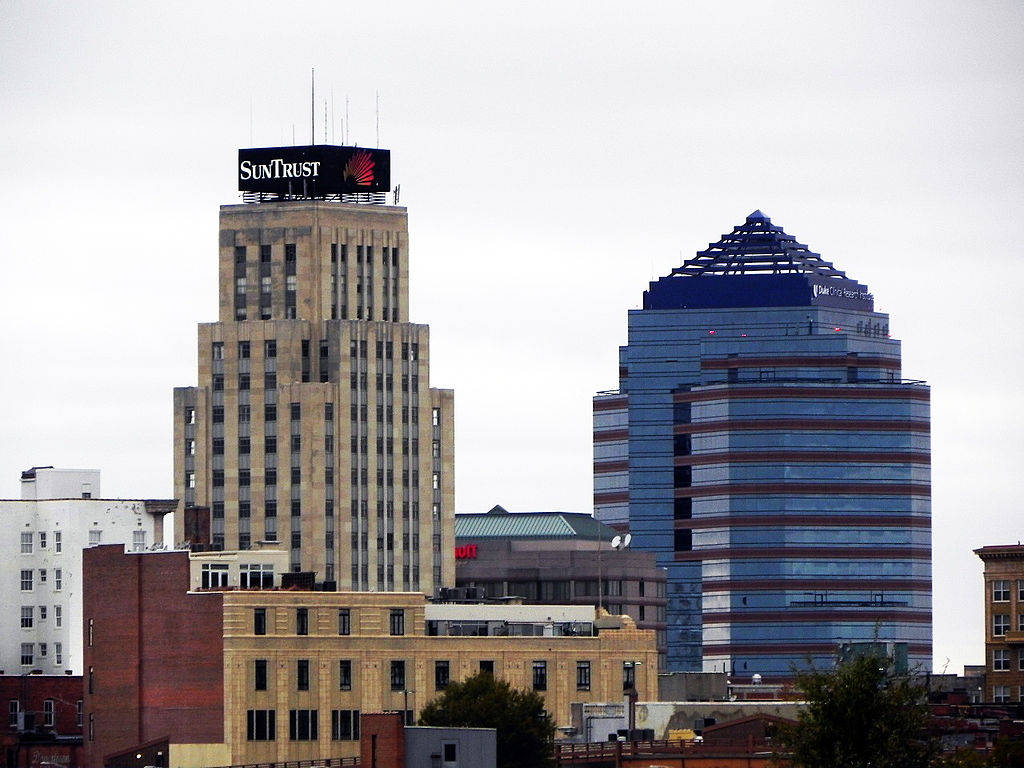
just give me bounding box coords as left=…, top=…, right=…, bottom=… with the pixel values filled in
left=623, top=660, right=643, bottom=738
left=403, top=689, right=415, bottom=725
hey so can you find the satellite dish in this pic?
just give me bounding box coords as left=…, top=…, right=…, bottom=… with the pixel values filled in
left=611, top=535, right=621, bottom=548
left=623, top=533, right=632, bottom=547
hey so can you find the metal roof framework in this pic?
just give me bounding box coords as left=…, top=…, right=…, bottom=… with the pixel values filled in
left=671, top=210, right=849, bottom=279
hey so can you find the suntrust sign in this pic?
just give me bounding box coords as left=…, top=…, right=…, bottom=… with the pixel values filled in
left=454, top=544, right=478, bottom=560
left=238, top=145, right=391, bottom=196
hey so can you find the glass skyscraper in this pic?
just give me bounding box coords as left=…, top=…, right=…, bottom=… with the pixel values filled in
left=594, top=211, right=930, bottom=677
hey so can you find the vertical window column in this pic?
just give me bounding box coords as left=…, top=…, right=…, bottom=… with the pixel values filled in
left=259, top=244, right=272, bottom=319
left=284, top=243, right=297, bottom=319
left=234, top=246, right=248, bottom=320
left=289, top=402, right=301, bottom=571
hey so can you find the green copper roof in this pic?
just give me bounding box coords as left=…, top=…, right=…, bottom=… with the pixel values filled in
left=455, top=505, right=617, bottom=540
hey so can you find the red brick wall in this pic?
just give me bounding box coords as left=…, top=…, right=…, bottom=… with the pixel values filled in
left=360, top=713, right=405, bottom=768
left=82, top=546, right=223, bottom=768
left=0, top=674, right=83, bottom=768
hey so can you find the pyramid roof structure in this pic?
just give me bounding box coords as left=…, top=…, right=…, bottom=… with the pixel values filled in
left=671, top=210, right=848, bottom=279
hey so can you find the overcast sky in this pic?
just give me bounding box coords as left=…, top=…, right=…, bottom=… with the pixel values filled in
left=1, top=1, right=1021, bottom=675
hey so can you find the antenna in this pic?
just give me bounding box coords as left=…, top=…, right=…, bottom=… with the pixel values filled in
left=375, top=90, right=380, bottom=147
left=345, top=95, right=350, bottom=144
left=324, top=99, right=328, bottom=144
left=249, top=96, right=254, bottom=145
left=331, top=86, right=335, bottom=143
left=310, top=68, right=315, bottom=145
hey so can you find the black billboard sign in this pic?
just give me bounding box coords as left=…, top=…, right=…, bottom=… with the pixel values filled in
left=238, top=145, right=391, bottom=196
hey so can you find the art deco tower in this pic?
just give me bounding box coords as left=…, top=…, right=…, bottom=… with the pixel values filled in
left=174, top=147, right=454, bottom=593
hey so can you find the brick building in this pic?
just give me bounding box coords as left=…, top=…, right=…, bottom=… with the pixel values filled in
left=974, top=544, right=1024, bottom=702
left=0, top=674, right=83, bottom=768
left=82, top=545, right=658, bottom=766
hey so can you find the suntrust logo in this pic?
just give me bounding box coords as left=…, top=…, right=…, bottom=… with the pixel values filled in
left=239, top=158, right=322, bottom=181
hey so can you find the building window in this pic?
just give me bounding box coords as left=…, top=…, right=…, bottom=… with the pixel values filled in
left=339, top=660, right=352, bottom=690
left=39, top=568, right=46, bottom=584
left=338, top=609, right=351, bottom=635
left=297, top=660, right=310, bottom=691
left=479, top=660, right=494, bottom=675
left=55, top=642, right=62, bottom=665
left=435, top=660, right=450, bottom=690
left=88, top=530, right=102, bottom=546
left=21, top=643, right=33, bottom=666
left=289, top=709, right=318, bottom=741
left=572, top=660, right=591, bottom=692
left=994, top=649, right=1011, bottom=671
left=38, top=531, right=47, bottom=549
left=201, top=563, right=229, bottom=589
left=331, top=709, right=360, bottom=741
left=247, top=709, right=276, bottom=741
left=55, top=570, right=62, bottom=591
left=55, top=606, right=62, bottom=627
left=296, top=607, right=309, bottom=635
left=390, top=660, right=406, bottom=691
left=443, top=743, right=457, bottom=763
left=76, top=700, right=82, bottom=727
left=87, top=618, right=93, bottom=646
left=390, top=609, right=405, bottom=636
left=240, top=564, right=274, bottom=589
left=20, top=570, right=32, bottom=591
left=20, top=532, right=32, bottom=554
left=254, top=608, right=267, bottom=635
left=532, top=660, right=547, bottom=691
left=254, top=659, right=268, bottom=691
left=994, top=580, right=1011, bottom=602
left=132, top=530, right=146, bottom=552
left=43, top=699, right=54, bottom=727
left=21, top=606, right=33, bottom=628
left=994, top=685, right=1011, bottom=703
left=623, top=661, right=638, bottom=691
left=54, top=532, right=61, bottom=553
left=432, top=407, right=441, bottom=426
left=995, top=614, right=1011, bottom=637
left=88, top=713, right=94, bottom=741
left=8, top=700, right=18, bottom=727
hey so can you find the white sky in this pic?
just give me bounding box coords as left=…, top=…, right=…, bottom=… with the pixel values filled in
left=1, top=1, right=1021, bottom=675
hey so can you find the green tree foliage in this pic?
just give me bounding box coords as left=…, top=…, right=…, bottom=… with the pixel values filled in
left=418, top=672, right=555, bottom=768
left=778, top=651, right=938, bottom=768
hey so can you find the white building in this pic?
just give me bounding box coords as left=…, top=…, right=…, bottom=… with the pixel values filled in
left=2, top=467, right=174, bottom=674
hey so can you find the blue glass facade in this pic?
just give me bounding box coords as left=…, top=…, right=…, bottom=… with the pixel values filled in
left=593, top=213, right=931, bottom=677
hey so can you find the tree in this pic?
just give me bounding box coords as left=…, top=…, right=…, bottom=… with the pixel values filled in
left=418, top=672, right=555, bottom=768
left=778, top=651, right=938, bottom=768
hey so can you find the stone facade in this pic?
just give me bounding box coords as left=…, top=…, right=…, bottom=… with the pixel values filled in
left=975, top=545, right=1024, bottom=703
left=173, top=200, right=455, bottom=594
left=82, top=546, right=659, bottom=765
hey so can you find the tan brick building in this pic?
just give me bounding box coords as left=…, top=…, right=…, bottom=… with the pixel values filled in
left=173, top=199, right=455, bottom=593
left=975, top=545, right=1024, bottom=703
left=82, top=546, right=659, bottom=766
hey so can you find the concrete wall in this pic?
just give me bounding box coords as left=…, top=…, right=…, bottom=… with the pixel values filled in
left=405, top=726, right=496, bottom=768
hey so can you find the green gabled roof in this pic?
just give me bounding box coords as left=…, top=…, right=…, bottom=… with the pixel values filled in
left=455, top=504, right=616, bottom=540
